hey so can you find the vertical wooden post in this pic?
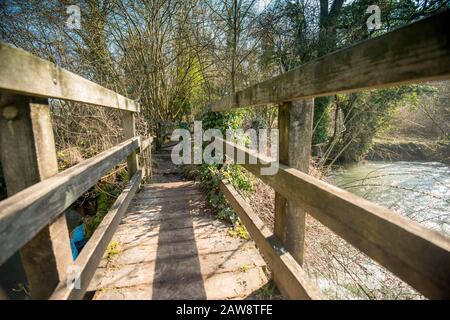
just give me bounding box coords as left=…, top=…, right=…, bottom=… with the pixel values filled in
left=0, top=93, right=72, bottom=299
left=274, top=104, right=289, bottom=243
left=122, top=111, right=139, bottom=177
left=274, top=99, right=314, bottom=265
left=147, top=140, right=152, bottom=180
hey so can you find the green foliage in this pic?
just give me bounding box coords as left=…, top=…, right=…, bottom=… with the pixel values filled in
left=314, top=97, right=332, bottom=145
left=172, top=57, right=206, bottom=119
left=335, top=85, right=435, bottom=162
left=338, top=0, right=446, bottom=44
left=106, top=241, right=120, bottom=262
left=240, top=264, right=250, bottom=273
left=222, top=164, right=253, bottom=196
left=249, top=113, right=268, bottom=129
left=228, top=220, right=251, bottom=241
left=320, top=0, right=445, bottom=161
left=186, top=103, right=253, bottom=238
left=84, top=182, right=121, bottom=239
left=201, top=109, right=244, bottom=133
left=195, top=163, right=253, bottom=224
left=253, top=281, right=278, bottom=299
left=242, top=106, right=278, bottom=130
left=258, top=0, right=312, bottom=71
left=217, top=206, right=235, bottom=221
left=259, top=0, right=446, bottom=162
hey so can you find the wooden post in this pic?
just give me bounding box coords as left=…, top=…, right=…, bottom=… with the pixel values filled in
left=122, top=111, right=139, bottom=177
left=147, top=141, right=152, bottom=180
left=0, top=93, right=72, bottom=299
left=274, top=99, right=314, bottom=265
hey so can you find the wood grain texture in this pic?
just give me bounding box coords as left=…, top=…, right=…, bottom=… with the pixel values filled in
left=50, top=170, right=142, bottom=300
left=0, top=43, right=139, bottom=112
left=0, top=94, right=72, bottom=299
left=218, top=137, right=450, bottom=299
left=139, top=136, right=153, bottom=153
left=139, top=136, right=153, bottom=179
left=0, top=137, right=140, bottom=266
left=122, top=111, right=139, bottom=176
left=220, top=180, right=323, bottom=300
left=211, top=10, right=450, bottom=111
left=89, top=180, right=268, bottom=300
left=274, top=100, right=313, bottom=266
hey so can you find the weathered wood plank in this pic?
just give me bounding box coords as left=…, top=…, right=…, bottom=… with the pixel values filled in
left=218, top=137, right=450, bottom=299
left=89, top=179, right=268, bottom=300
left=122, top=111, right=139, bottom=176
left=139, top=136, right=153, bottom=153
left=0, top=43, right=139, bottom=112
left=0, top=93, right=72, bottom=299
left=273, top=104, right=288, bottom=244
left=139, top=136, right=153, bottom=181
left=274, top=100, right=313, bottom=266
left=220, top=180, right=323, bottom=300
left=0, top=137, right=140, bottom=266
left=211, top=10, right=450, bottom=111
left=139, top=136, right=153, bottom=179
left=50, top=170, right=142, bottom=300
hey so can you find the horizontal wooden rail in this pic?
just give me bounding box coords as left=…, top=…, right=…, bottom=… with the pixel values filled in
left=211, top=10, right=450, bottom=111
left=0, top=43, right=139, bottom=112
left=0, top=137, right=140, bottom=266
left=139, top=136, right=153, bottom=153
left=218, top=137, right=450, bottom=299
left=220, top=180, right=323, bottom=299
left=50, top=170, right=142, bottom=300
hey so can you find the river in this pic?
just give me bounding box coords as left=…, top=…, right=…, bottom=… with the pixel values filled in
left=326, top=161, right=450, bottom=236
left=310, top=161, right=450, bottom=299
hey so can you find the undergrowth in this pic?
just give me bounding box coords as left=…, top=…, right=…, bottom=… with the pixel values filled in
left=105, top=241, right=121, bottom=263
left=83, top=167, right=129, bottom=238
left=183, top=162, right=253, bottom=240
left=181, top=110, right=255, bottom=239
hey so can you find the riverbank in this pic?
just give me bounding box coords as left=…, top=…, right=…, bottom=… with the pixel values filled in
left=367, top=137, right=450, bottom=164
left=247, top=174, right=423, bottom=300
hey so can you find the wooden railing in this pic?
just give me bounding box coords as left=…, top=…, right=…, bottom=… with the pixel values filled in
left=211, top=11, right=450, bottom=299
left=0, top=43, right=152, bottom=299
left=0, top=10, right=449, bottom=301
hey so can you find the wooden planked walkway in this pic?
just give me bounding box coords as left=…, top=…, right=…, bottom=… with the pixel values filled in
left=89, top=178, right=269, bottom=299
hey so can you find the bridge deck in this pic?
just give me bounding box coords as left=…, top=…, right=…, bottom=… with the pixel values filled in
left=89, top=179, right=269, bottom=299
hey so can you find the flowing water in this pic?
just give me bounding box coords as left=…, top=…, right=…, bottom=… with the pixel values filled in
left=310, top=161, right=450, bottom=299
left=326, top=161, right=450, bottom=236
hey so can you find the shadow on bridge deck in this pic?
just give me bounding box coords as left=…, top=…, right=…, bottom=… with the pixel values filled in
left=88, top=178, right=268, bottom=299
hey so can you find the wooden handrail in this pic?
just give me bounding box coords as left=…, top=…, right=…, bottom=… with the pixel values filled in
left=220, top=180, right=324, bottom=300
left=210, top=10, right=450, bottom=111
left=0, top=43, right=139, bottom=112
left=210, top=11, right=450, bottom=300
left=50, top=170, right=142, bottom=300
left=1, top=9, right=448, bottom=300
left=0, top=137, right=140, bottom=266
left=218, top=137, right=450, bottom=299
left=0, top=43, right=149, bottom=298
left=139, top=136, right=153, bottom=153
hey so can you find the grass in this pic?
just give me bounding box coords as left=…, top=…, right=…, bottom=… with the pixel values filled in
left=106, top=241, right=121, bottom=262
left=240, top=264, right=250, bottom=273
left=252, top=281, right=280, bottom=300
left=228, top=221, right=250, bottom=241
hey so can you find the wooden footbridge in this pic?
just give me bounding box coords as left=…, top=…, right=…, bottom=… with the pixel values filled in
left=1, top=11, right=450, bottom=300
